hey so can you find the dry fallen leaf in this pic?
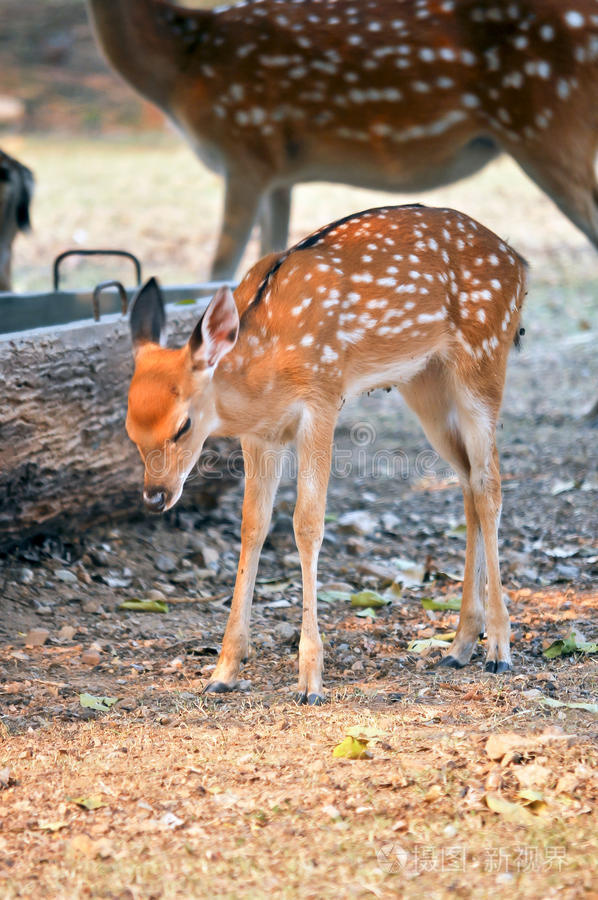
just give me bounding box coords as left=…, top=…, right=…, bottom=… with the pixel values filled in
left=484, top=792, right=538, bottom=826
left=485, top=733, right=530, bottom=762
left=512, top=764, right=552, bottom=789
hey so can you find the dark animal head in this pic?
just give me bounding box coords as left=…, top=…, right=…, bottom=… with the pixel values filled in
left=0, top=149, right=34, bottom=235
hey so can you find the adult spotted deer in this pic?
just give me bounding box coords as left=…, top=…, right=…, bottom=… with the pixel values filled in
left=86, top=0, right=598, bottom=281
left=126, top=204, right=527, bottom=702
left=0, top=150, right=33, bottom=292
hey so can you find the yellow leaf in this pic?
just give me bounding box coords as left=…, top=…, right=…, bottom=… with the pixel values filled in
left=484, top=792, right=538, bottom=826
left=332, top=736, right=370, bottom=759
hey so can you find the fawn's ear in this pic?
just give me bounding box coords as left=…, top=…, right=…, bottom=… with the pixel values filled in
left=129, top=277, right=165, bottom=353
left=189, top=285, right=239, bottom=369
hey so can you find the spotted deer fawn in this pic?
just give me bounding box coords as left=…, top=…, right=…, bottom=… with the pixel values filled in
left=126, top=204, right=527, bottom=702
left=87, top=0, right=598, bottom=280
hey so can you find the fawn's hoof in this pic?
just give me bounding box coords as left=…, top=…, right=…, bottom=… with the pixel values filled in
left=437, top=655, right=467, bottom=670
left=484, top=660, right=512, bottom=674
left=294, top=691, right=326, bottom=706
left=204, top=680, right=236, bottom=694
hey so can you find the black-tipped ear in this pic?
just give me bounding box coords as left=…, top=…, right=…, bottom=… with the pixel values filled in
left=129, top=277, right=165, bottom=352
left=189, top=285, right=239, bottom=368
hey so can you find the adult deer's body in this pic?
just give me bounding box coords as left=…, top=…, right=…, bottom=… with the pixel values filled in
left=0, top=150, right=33, bottom=292
left=86, top=0, right=598, bottom=279
left=127, top=204, right=527, bottom=702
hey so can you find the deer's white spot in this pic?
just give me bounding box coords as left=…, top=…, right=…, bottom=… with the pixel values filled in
left=321, top=345, right=339, bottom=362
left=351, top=272, right=374, bottom=284
left=564, top=10, right=585, bottom=28
left=300, top=334, right=314, bottom=347
left=417, top=309, right=447, bottom=324
left=540, top=24, right=555, bottom=40
left=461, top=93, right=480, bottom=108
left=488, top=254, right=499, bottom=266
left=419, top=47, right=435, bottom=62
left=362, top=254, right=373, bottom=263
left=491, top=279, right=502, bottom=290
left=477, top=309, right=487, bottom=323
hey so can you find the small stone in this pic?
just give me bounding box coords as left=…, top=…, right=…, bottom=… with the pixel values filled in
left=320, top=581, right=355, bottom=593
left=351, top=660, right=364, bottom=673
left=274, top=622, right=298, bottom=645
left=337, top=510, right=378, bottom=535
left=156, top=553, right=177, bottom=574
left=81, top=649, right=101, bottom=666
left=17, top=567, right=35, bottom=585
left=89, top=549, right=110, bottom=567
left=81, top=599, right=102, bottom=614
left=57, top=625, right=76, bottom=642
left=56, top=569, right=78, bottom=584
left=148, top=588, right=167, bottom=602
left=381, top=512, right=400, bottom=531
left=346, top=537, right=367, bottom=556
left=25, top=628, right=50, bottom=647
left=322, top=804, right=342, bottom=821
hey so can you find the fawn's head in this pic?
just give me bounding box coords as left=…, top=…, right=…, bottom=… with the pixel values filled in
left=126, top=278, right=239, bottom=512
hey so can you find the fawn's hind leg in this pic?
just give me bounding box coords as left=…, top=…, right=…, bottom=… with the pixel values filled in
left=401, top=365, right=487, bottom=668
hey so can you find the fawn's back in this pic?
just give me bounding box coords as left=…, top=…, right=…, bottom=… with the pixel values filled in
left=220, top=205, right=527, bottom=412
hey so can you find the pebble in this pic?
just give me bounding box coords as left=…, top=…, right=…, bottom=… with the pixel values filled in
left=337, top=510, right=378, bottom=536
left=17, top=567, right=35, bottom=585
left=81, top=649, right=101, bottom=666
left=25, top=628, right=50, bottom=647
left=155, top=553, right=177, bottom=574
left=56, top=568, right=78, bottom=584
left=274, top=622, right=298, bottom=645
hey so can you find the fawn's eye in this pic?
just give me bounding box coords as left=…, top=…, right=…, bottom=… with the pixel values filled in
left=172, top=417, right=191, bottom=443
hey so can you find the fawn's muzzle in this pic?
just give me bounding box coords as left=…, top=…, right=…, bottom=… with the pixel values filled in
left=143, top=488, right=168, bottom=513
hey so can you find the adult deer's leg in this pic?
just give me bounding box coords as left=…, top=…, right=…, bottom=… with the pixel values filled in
left=293, top=409, right=336, bottom=705
left=401, top=364, right=486, bottom=668
left=205, top=437, right=282, bottom=692
left=259, top=186, right=291, bottom=257
left=210, top=174, right=265, bottom=280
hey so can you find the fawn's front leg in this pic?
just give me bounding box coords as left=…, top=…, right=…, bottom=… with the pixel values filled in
left=205, top=438, right=282, bottom=693
left=293, top=411, right=336, bottom=705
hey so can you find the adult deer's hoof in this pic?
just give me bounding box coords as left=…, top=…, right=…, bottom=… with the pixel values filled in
left=484, top=660, right=512, bottom=674
left=437, top=655, right=466, bottom=669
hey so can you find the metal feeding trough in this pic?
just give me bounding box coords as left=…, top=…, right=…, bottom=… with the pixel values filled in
left=0, top=250, right=235, bottom=548
left=0, top=248, right=230, bottom=336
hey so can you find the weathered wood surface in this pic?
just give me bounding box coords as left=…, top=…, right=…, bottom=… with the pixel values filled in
left=0, top=303, right=237, bottom=547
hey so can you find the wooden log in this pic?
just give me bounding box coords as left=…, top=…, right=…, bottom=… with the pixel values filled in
left=0, top=303, right=238, bottom=548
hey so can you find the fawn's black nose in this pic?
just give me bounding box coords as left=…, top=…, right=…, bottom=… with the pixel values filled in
left=143, top=488, right=167, bottom=513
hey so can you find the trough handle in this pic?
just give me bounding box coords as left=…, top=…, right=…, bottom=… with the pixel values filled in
left=92, top=280, right=128, bottom=322
left=52, top=249, right=142, bottom=291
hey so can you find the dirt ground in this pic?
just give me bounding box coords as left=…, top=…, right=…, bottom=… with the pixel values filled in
left=1, top=129, right=598, bottom=897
